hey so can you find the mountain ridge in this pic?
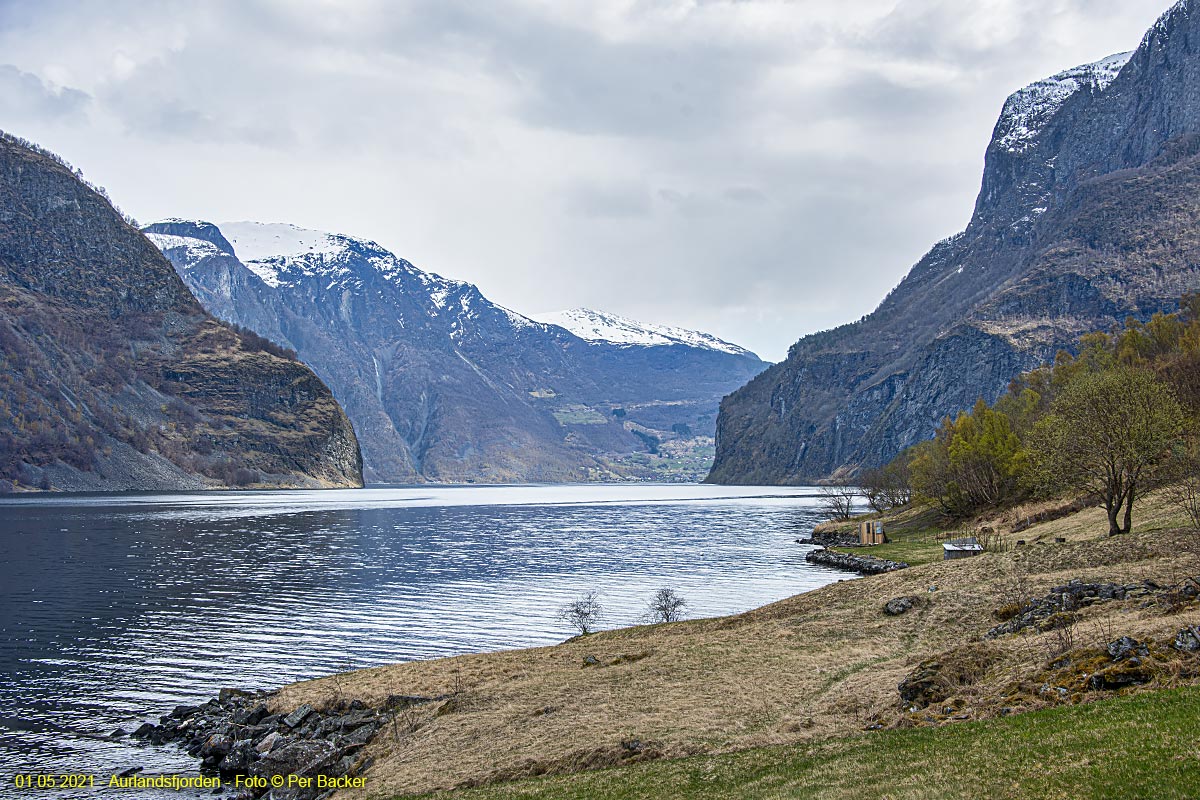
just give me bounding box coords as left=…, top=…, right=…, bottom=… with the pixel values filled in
left=708, top=0, right=1200, bottom=485
left=0, top=135, right=363, bottom=491
left=530, top=308, right=754, bottom=357
left=147, top=219, right=766, bottom=483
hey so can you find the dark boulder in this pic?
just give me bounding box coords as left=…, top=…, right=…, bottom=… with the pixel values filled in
left=884, top=597, right=915, bottom=616
left=219, top=741, right=257, bottom=774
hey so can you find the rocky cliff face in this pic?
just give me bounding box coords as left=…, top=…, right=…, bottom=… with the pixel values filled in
left=0, top=135, right=363, bottom=491
left=146, top=221, right=765, bottom=483
left=708, top=0, right=1200, bottom=484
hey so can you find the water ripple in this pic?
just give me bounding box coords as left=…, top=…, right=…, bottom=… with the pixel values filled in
left=0, top=484, right=844, bottom=797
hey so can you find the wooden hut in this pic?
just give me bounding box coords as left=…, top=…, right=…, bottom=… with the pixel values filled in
left=859, top=520, right=886, bottom=546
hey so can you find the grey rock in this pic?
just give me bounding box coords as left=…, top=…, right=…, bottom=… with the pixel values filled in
left=806, top=547, right=907, bottom=575
left=233, top=703, right=269, bottom=726
left=988, top=581, right=1145, bottom=638
left=200, top=733, right=234, bottom=759
left=320, top=710, right=375, bottom=733
left=338, top=723, right=378, bottom=748
left=255, top=731, right=286, bottom=754
left=252, top=740, right=336, bottom=779
left=807, top=530, right=863, bottom=548
left=1107, top=636, right=1149, bottom=661
left=1173, top=626, right=1200, bottom=652
left=283, top=704, right=316, bottom=729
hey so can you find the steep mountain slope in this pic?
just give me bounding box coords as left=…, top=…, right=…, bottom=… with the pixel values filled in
left=146, top=221, right=765, bottom=483
left=708, top=0, right=1200, bottom=485
left=0, top=135, right=362, bottom=491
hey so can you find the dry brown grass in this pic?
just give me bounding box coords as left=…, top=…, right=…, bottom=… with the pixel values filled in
left=270, top=511, right=1200, bottom=799
left=978, top=489, right=1190, bottom=544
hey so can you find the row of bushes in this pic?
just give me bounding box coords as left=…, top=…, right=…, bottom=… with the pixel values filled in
left=869, top=296, right=1200, bottom=535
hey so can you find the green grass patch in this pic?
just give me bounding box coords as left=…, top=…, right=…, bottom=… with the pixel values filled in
left=551, top=404, right=609, bottom=425
left=831, top=539, right=944, bottom=566
left=414, top=687, right=1200, bottom=800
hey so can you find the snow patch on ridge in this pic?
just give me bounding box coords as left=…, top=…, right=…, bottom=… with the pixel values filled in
left=216, top=221, right=454, bottom=295
left=532, top=308, right=754, bottom=356
left=219, top=221, right=347, bottom=263
left=150, top=222, right=738, bottom=354
left=994, top=51, right=1132, bottom=154
left=144, top=232, right=227, bottom=266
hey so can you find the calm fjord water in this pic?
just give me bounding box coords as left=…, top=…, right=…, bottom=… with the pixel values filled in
left=0, top=484, right=845, bottom=793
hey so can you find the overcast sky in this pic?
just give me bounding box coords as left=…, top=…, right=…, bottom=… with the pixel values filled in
left=0, top=0, right=1174, bottom=360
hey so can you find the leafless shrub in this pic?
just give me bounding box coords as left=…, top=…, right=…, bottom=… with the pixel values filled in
left=558, top=591, right=603, bottom=636
left=996, top=561, right=1035, bottom=615
left=1089, top=617, right=1117, bottom=650
left=1164, top=475, right=1200, bottom=530
left=1043, top=616, right=1078, bottom=661
left=976, top=528, right=1009, bottom=553
left=646, top=588, right=687, bottom=624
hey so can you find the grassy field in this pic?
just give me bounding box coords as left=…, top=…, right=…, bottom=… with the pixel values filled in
left=826, top=492, right=1193, bottom=567
left=820, top=503, right=951, bottom=565
left=833, top=538, right=943, bottom=566
left=268, top=497, right=1199, bottom=799
left=417, top=686, right=1200, bottom=800
left=550, top=404, right=609, bottom=425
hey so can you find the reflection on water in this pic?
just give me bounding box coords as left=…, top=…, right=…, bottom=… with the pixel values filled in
left=0, top=484, right=843, bottom=796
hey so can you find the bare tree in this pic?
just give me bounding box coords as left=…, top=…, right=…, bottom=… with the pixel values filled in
left=819, top=482, right=858, bottom=520
left=558, top=591, right=603, bottom=635
left=860, top=461, right=911, bottom=513
left=1164, top=450, right=1200, bottom=530
left=1029, top=368, right=1186, bottom=535
left=647, top=588, right=687, bottom=624
left=1166, top=476, right=1200, bottom=529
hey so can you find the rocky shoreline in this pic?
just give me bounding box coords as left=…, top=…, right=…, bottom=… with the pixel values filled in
left=128, top=688, right=449, bottom=799
left=804, top=546, right=908, bottom=575
left=798, top=529, right=865, bottom=548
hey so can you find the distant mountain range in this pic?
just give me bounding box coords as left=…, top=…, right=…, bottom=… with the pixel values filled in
left=531, top=308, right=755, bottom=356
left=0, top=135, right=362, bottom=491
left=708, top=0, right=1200, bottom=484
left=146, top=220, right=765, bottom=483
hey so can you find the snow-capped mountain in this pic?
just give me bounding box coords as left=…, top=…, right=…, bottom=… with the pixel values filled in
left=993, top=52, right=1131, bottom=155
left=531, top=308, right=753, bottom=357
left=711, top=0, right=1200, bottom=484
left=145, top=220, right=765, bottom=483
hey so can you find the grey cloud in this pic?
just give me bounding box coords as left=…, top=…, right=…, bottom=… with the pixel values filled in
left=103, top=88, right=298, bottom=148
left=505, top=34, right=762, bottom=141
left=0, top=0, right=1173, bottom=361
left=658, top=188, right=721, bottom=218
left=723, top=187, right=767, bottom=205
left=0, top=64, right=89, bottom=122
left=564, top=182, right=652, bottom=219
left=813, top=72, right=964, bottom=125
left=321, top=0, right=787, bottom=141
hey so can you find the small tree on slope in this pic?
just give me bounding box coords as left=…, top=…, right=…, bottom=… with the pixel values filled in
left=1029, top=367, right=1186, bottom=536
